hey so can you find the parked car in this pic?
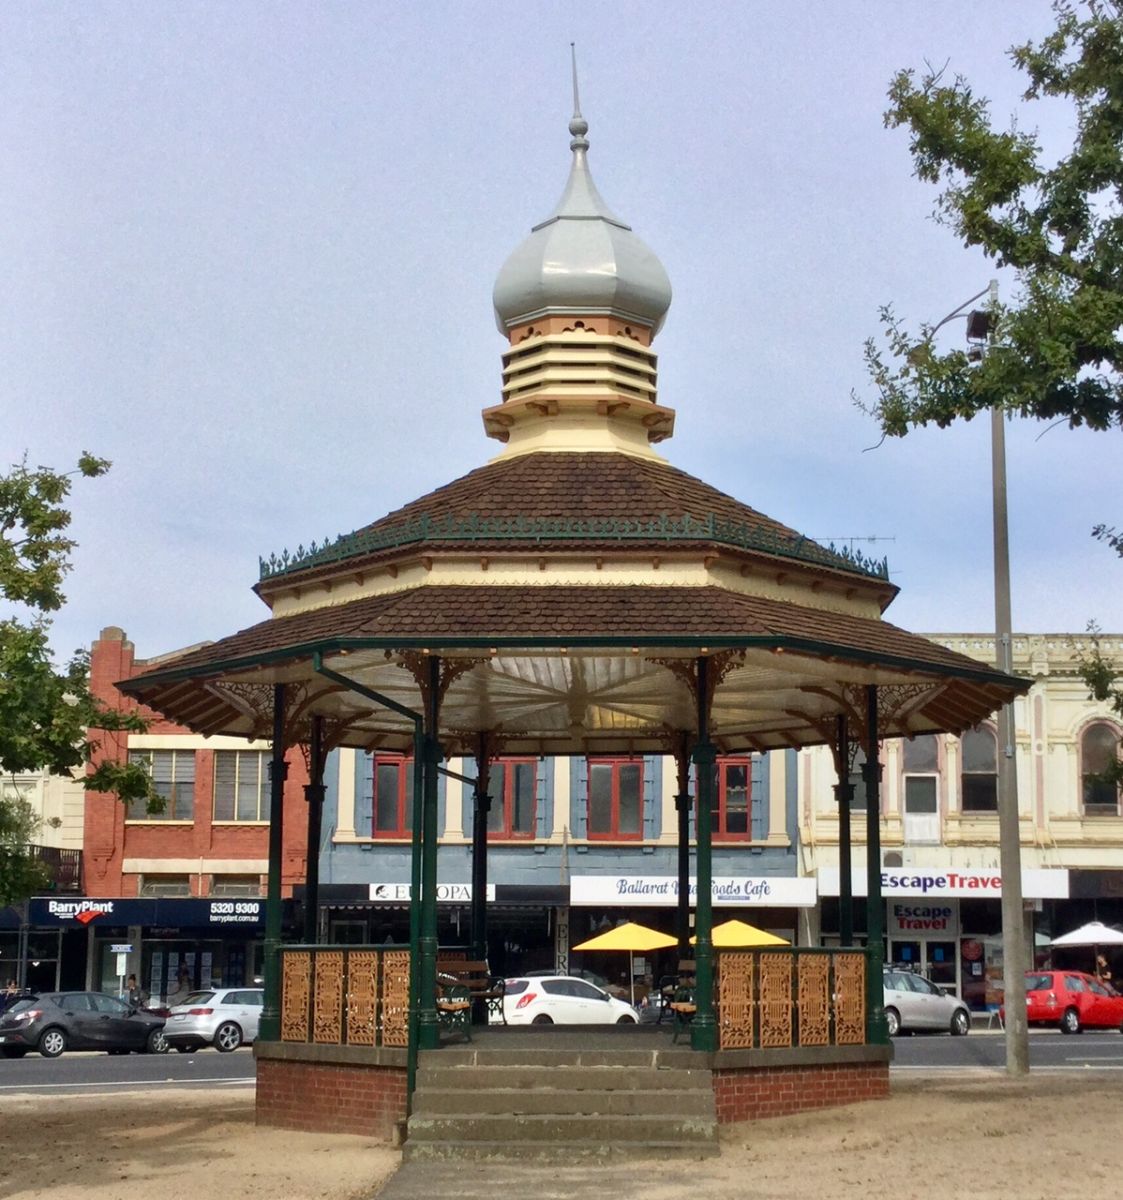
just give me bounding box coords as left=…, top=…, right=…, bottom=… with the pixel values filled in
left=163, top=988, right=264, bottom=1052
left=1011, top=970, right=1123, bottom=1034
left=496, top=976, right=639, bottom=1025
left=882, top=969, right=970, bottom=1037
left=523, top=968, right=628, bottom=998
left=0, top=991, right=168, bottom=1058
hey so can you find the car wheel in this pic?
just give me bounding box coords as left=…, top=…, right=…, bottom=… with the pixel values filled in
left=1060, top=1007, right=1081, bottom=1035
left=616, top=1015, right=636, bottom=1024
left=213, top=1021, right=243, bottom=1052
left=884, top=1007, right=901, bottom=1038
left=0, top=1046, right=27, bottom=1059
left=146, top=1028, right=169, bottom=1054
left=530, top=1014, right=553, bottom=1025
left=38, top=1028, right=66, bottom=1058
left=950, top=1009, right=970, bottom=1036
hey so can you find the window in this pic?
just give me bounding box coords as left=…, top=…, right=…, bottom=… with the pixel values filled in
left=960, top=726, right=997, bottom=812
left=214, top=750, right=268, bottom=821
left=211, top=875, right=262, bottom=898
left=139, top=875, right=191, bottom=897
left=1081, top=723, right=1120, bottom=814
left=848, top=748, right=869, bottom=811
left=373, top=754, right=413, bottom=837
left=127, top=750, right=195, bottom=820
left=713, top=757, right=753, bottom=840
left=587, top=758, right=643, bottom=839
left=487, top=758, right=538, bottom=839
left=902, top=735, right=939, bottom=843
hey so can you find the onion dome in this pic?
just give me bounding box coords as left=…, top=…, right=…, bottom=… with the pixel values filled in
left=492, top=93, right=672, bottom=338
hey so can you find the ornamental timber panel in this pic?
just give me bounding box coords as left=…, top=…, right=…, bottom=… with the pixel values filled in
left=281, top=951, right=311, bottom=1042
left=758, top=952, right=793, bottom=1048
left=381, top=950, right=410, bottom=1047
left=717, top=952, right=754, bottom=1049
left=346, top=951, right=379, bottom=1046
left=797, top=954, right=831, bottom=1046
left=834, top=952, right=866, bottom=1045
left=313, top=951, right=345, bottom=1044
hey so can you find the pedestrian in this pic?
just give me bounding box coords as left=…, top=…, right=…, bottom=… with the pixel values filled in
left=1095, top=954, right=1112, bottom=986
left=0, top=979, right=21, bottom=1015
left=123, top=973, right=146, bottom=1008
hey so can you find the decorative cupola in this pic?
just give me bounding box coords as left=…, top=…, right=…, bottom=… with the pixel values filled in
left=486, top=57, right=675, bottom=459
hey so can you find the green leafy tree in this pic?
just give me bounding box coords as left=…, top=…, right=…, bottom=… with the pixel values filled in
left=862, top=1, right=1123, bottom=439
left=0, top=454, right=155, bottom=905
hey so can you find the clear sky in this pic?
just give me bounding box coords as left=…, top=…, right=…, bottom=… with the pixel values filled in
left=3, top=1, right=1118, bottom=665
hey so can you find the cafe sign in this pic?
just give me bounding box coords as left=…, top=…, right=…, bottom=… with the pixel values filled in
left=569, top=875, right=816, bottom=907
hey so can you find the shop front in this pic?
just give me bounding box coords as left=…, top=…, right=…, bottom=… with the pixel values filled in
left=817, top=867, right=1070, bottom=1010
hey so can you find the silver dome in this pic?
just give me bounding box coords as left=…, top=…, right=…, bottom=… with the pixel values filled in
left=493, top=115, right=672, bottom=336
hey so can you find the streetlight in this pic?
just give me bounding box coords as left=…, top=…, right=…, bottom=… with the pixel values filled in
left=920, top=282, right=1030, bottom=1077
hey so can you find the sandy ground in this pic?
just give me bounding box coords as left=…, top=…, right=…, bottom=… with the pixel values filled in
left=1, top=1073, right=1121, bottom=1200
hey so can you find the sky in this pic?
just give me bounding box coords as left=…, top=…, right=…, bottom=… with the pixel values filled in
left=3, top=1, right=1119, bottom=665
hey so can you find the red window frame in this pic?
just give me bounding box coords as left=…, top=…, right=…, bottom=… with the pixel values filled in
left=372, top=754, right=413, bottom=838
left=487, top=758, right=538, bottom=840
left=586, top=757, right=644, bottom=841
left=693, top=756, right=754, bottom=842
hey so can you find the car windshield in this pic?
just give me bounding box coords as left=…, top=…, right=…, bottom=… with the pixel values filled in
left=503, top=980, right=529, bottom=996
left=179, top=991, right=215, bottom=1006
left=1024, top=973, right=1053, bottom=992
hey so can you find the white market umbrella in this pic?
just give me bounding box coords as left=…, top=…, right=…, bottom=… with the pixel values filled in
left=1048, top=921, right=1123, bottom=948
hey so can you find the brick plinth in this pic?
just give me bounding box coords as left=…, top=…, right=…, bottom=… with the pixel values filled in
left=256, top=1055, right=407, bottom=1140
left=711, top=1060, right=889, bottom=1123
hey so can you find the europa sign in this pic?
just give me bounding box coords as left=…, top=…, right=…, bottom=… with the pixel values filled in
left=368, top=883, right=496, bottom=903
left=569, top=876, right=816, bottom=908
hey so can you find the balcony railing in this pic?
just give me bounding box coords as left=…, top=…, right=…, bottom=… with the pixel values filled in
left=27, top=845, right=82, bottom=893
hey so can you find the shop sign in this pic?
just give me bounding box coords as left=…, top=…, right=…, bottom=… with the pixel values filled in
left=38, top=899, right=115, bottom=924
left=888, top=903, right=959, bottom=936
left=817, top=867, right=1068, bottom=900
left=29, top=897, right=266, bottom=928
left=205, top=901, right=262, bottom=925
left=569, top=875, right=817, bottom=907
left=368, top=883, right=496, bottom=903
left=109, top=943, right=134, bottom=954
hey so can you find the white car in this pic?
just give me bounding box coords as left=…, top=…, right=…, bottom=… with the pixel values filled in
left=163, top=987, right=263, bottom=1052
left=497, top=976, right=639, bottom=1025
left=882, top=970, right=970, bottom=1036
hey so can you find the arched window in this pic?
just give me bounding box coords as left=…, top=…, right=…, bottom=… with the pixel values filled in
left=1081, top=723, right=1120, bottom=815
left=902, top=735, right=939, bottom=842
left=961, top=726, right=997, bottom=812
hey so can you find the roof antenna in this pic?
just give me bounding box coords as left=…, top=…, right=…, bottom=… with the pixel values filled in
left=569, top=43, right=589, bottom=151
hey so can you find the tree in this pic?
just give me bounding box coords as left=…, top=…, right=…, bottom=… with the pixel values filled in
left=862, top=2, right=1123, bottom=439
left=0, top=454, right=154, bottom=906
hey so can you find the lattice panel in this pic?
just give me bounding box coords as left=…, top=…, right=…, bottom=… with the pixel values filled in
left=312, top=950, right=345, bottom=1044
left=280, top=951, right=311, bottom=1042
left=717, top=952, right=755, bottom=1050
left=833, top=952, right=867, bottom=1044
left=380, top=950, right=410, bottom=1047
left=758, top=953, right=793, bottom=1048
left=345, top=951, right=380, bottom=1046
left=797, top=954, right=831, bottom=1046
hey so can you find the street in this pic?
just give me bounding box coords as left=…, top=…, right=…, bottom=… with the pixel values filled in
left=0, top=1046, right=253, bottom=1096
left=890, top=1026, right=1123, bottom=1071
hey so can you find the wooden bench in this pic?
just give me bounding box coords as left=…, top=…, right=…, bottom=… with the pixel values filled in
left=436, top=960, right=507, bottom=1033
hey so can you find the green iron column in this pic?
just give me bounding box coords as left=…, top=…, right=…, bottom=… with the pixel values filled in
left=834, top=713, right=854, bottom=946
left=691, top=657, right=717, bottom=1052
left=470, top=734, right=492, bottom=963
left=863, top=685, right=888, bottom=1043
left=303, top=714, right=325, bottom=945
left=417, top=656, right=443, bottom=1050
left=260, top=683, right=287, bottom=1042
left=674, top=735, right=692, bottom=957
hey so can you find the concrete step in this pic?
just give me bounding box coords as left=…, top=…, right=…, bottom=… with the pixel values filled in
left=411, top=1086, right=714, bottom=1117
left=422, top=1047, right=700, bottom=1070
left=407, top=1113, right=718, bottom=1145
left=403, top=1139, right=720, bottom=1162
left=414, top=1065, right=711, bottom=1092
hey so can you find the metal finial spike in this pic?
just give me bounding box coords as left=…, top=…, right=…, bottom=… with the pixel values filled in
left=569, top=43, right=589, bottom=149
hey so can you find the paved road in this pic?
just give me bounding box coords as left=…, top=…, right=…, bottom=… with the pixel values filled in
left=891, top=1027, right=1123, bottom=1072
left=0, top=1046, right=254, bottom=1096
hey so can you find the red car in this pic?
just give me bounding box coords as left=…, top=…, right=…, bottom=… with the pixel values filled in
left=1012, top=970, right=1123, bottom=1034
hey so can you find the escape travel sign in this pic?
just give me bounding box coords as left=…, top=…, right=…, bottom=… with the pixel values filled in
left=817, top=868, right=1069, bottom=900
left=569, top=876, right=816, bottom=907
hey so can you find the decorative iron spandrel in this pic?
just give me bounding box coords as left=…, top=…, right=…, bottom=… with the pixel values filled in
left=717, top=952, right=755, bottom=1049
left=280, top=950, right=311, bottom=1042
left=797, top=954, right=831, bottom=1046
left=380, top=950, right=410, bottom=1047
left=758, top=952, right=793, bottom=1047
left=833, top=952, right=867, bottom=1045
left=312, top=951, right=345, bottom=1044
left=346, top=951, right=380, bottom=1046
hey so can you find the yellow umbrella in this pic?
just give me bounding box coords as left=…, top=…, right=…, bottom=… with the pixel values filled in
left=691, top=918, right=790, bottom=948
left=572, top=922, right=678, bottom=1004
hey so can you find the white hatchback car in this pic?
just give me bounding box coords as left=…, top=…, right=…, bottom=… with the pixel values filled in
left=497, top=976, right=639, bottom=1025
left=882, top=970, right=970, bottom=1036
left=164, top=988, right=264, bottom=1052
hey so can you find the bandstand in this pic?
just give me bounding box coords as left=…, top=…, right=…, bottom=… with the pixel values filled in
left=119, top=90, right=1026, bottom=1145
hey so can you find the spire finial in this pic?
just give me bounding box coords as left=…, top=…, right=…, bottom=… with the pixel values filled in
left=569, top=43, right=589, bottom=150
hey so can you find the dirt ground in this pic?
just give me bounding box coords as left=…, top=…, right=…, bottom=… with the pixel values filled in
left=0, top=1073, right=1120, bottom=1200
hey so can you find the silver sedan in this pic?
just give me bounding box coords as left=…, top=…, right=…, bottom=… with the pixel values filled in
left=882, top=970, right=971, bottom=1036
left=163, top=988, right=263, bottom=1052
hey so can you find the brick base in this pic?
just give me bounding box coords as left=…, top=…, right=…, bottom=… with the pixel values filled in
left=255, top=1056, right=407, bottom=1140
left=712, top=1060, right=889, bottom=1123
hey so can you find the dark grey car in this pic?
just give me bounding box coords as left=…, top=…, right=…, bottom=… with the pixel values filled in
left=0, top=991, right=168, bottom=1058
